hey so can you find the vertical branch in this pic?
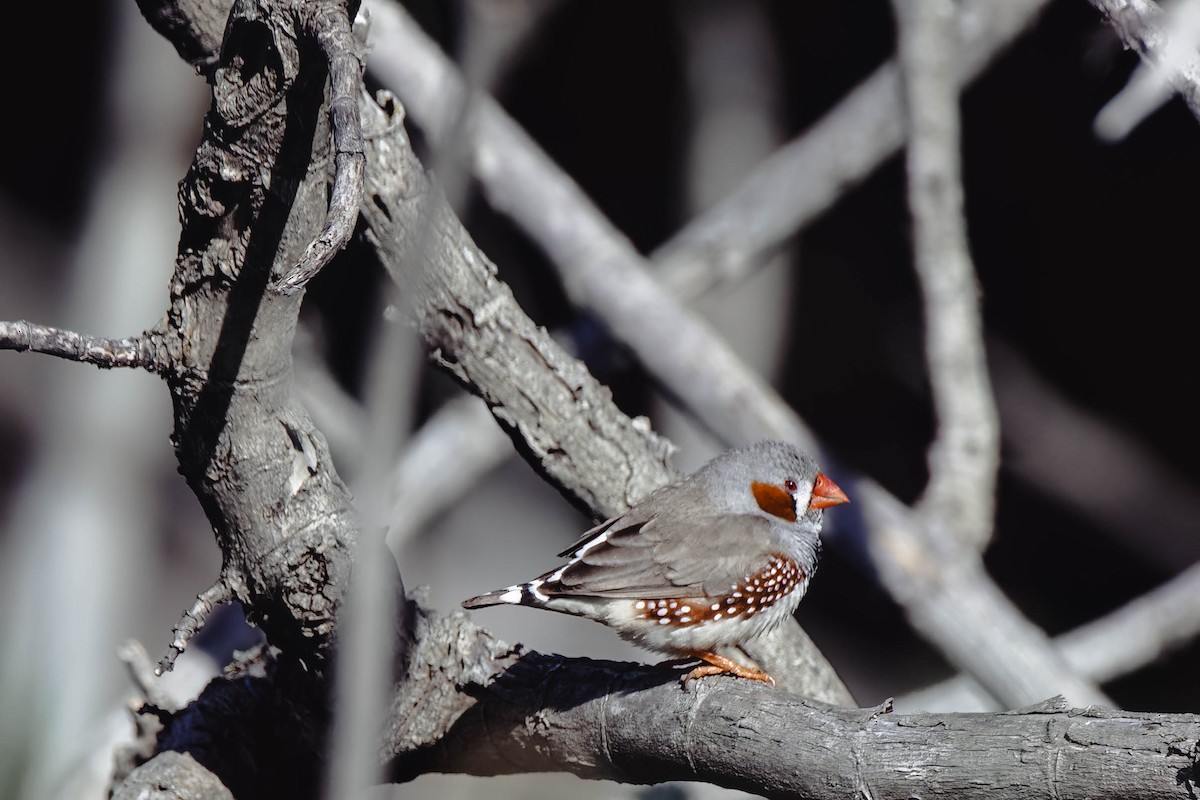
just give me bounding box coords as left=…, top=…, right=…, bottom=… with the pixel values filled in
left=893, top=0, right=1000, bottom=551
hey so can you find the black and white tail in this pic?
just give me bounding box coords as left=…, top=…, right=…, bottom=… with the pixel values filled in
left=461, top=580, right=549, bottom=609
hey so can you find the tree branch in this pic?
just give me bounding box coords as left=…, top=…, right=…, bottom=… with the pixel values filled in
left=0, top=320, right=166, bottom=371
left=118, top=596, right=1200, bottom=799
left=358, top=96, right=678, bottom=521
left=894, top=0, right=1001, bottom=551
left=149, top=0, right=365, bottom=671
left=276, top=1, right=367, bottom=295
left=1088, top=0, right=1200, bottom=123
left=389, top=615, right=1198, bottom=800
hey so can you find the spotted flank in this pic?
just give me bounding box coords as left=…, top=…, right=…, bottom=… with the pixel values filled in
left=633, top=554, right=804, bottom=625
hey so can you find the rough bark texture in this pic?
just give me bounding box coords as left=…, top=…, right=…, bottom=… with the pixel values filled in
left=358, top=91, right=677, bottom=520
left=119, top=595, right=1200, bottom=800
left=383, top=607, right=1200, bottom=800
left=156, top=0, right=361, bottom=668
left=135, top=0, right=231, bottom=73
left=112, top=751, right=234, bottom=800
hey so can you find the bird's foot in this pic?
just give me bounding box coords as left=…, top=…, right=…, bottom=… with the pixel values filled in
left=679, top=651, right=775, bottom=687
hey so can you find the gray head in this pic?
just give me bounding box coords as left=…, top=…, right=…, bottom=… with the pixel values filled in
left=693, top=440, right=848, bottom=526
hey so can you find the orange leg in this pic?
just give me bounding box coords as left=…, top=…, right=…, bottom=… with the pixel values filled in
left=682, top=651, right=775, bottom=686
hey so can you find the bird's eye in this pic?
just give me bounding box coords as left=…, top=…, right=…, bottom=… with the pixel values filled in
left=784, top=478, right=798, bottom=493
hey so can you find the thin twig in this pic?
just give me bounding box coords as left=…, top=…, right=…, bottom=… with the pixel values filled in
left=276, top=2, right=366, bottom=295
left=119, top=640, right=175, bottom=711
left=322, top=286, right=414, bottom=800
left=0, top=320, right=165, bottom=372
left=894, top=0, right=1000, bottom=551
left=157, top=579, right=235, bottom=675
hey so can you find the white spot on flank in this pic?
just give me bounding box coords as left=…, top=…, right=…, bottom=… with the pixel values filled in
left=658, top=618, right=670, bottom=625
left=657, top=608, right=668, bottom=617
left=710, top=604, right=720, bottom=611
left=713, top=613, right=723, bottom=621
left=679, top=616, right=691, bottom=623
left=635, top=601, right=646, bottom=610
left=679, top=605, right=691, bottom=614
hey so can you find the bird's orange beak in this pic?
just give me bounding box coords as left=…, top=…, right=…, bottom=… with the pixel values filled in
left=810, top=472, right=850, bottom=509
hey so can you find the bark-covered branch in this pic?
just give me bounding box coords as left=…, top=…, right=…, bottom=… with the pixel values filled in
left=147, top=0, right=365, bottom=671
left=116, top=597, right=1200, bottom=800
left=0, top=319, right=166, bottom=371
left=359, top=91, right=677, bottom=521
left=275, top=1, right=366, bottom=294
left=382, top=606, right=1200, bottom=800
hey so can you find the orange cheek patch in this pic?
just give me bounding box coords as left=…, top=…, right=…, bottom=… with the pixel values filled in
left=751, top=481, right=797, bottom=522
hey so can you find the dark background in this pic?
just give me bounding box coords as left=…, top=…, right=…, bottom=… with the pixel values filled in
left=2, top=0, right=1196, bottom=725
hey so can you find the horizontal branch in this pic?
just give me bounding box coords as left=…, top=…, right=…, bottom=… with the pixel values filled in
left=0, top=320, right=166, bottom=371
left=383, top=606, right=1199, bottom=800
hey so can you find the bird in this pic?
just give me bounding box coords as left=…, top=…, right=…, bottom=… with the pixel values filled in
left=461, top=440, right=849, bottom=685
